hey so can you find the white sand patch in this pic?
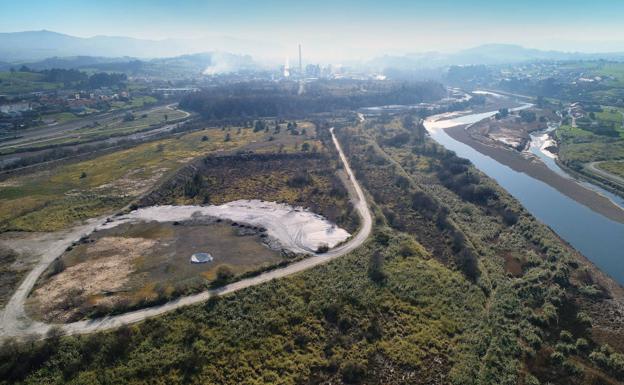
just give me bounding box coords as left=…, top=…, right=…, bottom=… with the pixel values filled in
left=98, top=200, right=350, bottom=254
left=530, top=132, right=558, bottom=159
left=539, top=137, right=557, bottom=159
left=425, top=104, right=533, bottom=132
left=472, top=90, right=504, bottom=98
left=491, top=134, right=522, bottom=148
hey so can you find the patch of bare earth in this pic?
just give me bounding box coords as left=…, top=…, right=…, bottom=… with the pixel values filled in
left=96, top=167, right=169, bottom=197
left=30, top=236, right=156, bottom=322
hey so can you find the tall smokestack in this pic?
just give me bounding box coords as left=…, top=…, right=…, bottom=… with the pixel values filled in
left=298, top=44, right=302, bottom=75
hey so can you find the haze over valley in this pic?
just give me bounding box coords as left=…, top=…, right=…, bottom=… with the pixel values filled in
left=1, top=1, right=624, bottom=385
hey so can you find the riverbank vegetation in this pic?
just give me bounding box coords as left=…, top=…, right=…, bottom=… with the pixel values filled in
left=335, top=115, right=624, bottom=384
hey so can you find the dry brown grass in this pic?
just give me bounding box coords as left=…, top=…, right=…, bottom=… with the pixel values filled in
left=29, top=236, right=156, bottom=322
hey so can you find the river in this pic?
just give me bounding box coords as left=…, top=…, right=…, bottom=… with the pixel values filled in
left=425, top=111, right=624, bottom=285
left=528, top=126, right=624, bottom=209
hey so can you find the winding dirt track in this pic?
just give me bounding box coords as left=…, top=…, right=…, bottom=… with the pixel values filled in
left=0, top=127, right=372, bottom=340
left=586, top=161, right=624, bottom=189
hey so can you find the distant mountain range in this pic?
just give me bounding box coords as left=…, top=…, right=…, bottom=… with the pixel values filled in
left=368, top=44, right=624, bottom=70
left=0, top=30, right=261, bottom=76
left=0, top=30, right=280, bottom=62
left=2, top=31, right=624, bottom=73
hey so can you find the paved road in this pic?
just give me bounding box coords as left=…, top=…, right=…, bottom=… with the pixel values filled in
left=586, top=161, right=624, bottom=188
left=0, top=127, right=372, bottom=340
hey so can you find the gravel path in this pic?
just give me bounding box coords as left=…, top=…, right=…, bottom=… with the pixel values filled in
left=0, top=127, right=372, bottom=340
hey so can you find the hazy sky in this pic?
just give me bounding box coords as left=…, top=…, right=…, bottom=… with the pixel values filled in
left=2, top=0, right=624, bottom=60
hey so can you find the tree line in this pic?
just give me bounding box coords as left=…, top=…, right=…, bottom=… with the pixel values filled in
left=180, top=81, right=447, bottom=120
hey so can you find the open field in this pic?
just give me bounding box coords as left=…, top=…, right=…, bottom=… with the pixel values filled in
left=110, top=95, right=158, bottom=109
left=0, top=125, right=370, bottom=344
left=0, top=71, right=63, bottom=94
left=556, top=124, right=624, bottom=164
left=27, top=221, right=285, bottom=323
left=0, top=126, right=265, bottom=232
left=590, top=63, right=624, bottom=87
left=0, top=120, right=321, bottom=311
left=596, top=160, right=624, bottom=179
left=19, top=148, right=360, bottom=321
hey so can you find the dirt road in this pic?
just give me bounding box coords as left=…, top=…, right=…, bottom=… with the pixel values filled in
left=586, top=161, right=624, bottom=189
left=0, top=127, right=372, bottom=340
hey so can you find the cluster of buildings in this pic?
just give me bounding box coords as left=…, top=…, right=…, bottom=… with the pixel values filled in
left=151, top=87, right=199, bottom=99
left=1, top=88, right=131, bottom=116
left=0, top=88, right=136, bottom=130
left=569, top=102, right=586, bottom=120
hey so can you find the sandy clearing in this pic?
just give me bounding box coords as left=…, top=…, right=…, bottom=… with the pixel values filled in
left=98, top=200, right=351, bottom=253
left=29, top=236, right=157, bottom=322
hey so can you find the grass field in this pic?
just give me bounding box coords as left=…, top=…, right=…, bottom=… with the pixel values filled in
left=110, top=95, right=158, bottom=109
left=0, top=71, right=63, bottom=94
left=45, top=112, right=81, bottom=124
left=556, top=124, right=624, bottom=164
left=560, top=62, right=624, bottom=87
left=596, top=160, right=624, bottom=179
left=595, top=108, right=624, bottom=126
left=0, top=127, right=265, bottom=232
left=591, top=63, right=624, bottom=86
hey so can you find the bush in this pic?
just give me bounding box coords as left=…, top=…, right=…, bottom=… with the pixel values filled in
left=575, top=338, right=589, bottom=352
left=550, top=351, right=565, bottom=365
left=368, top=250, right=386, bottom=283
left=213, top=266, right=235, bottom=286
left=579, top=284, right=602, bottom=298
left=288, top=172, right=313, bottom=188
left=316, top=243, right=329, bottom=253
left=49, top=258, right=65, bottom=276
left=341, top=360, right=367, bottom=384
left=560, top=330, right=573, bottom=343
left=502, top=210, right=519, bottom=226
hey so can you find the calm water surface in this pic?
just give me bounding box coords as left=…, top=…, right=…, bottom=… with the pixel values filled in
left=425, top=111, right=624, bottom=284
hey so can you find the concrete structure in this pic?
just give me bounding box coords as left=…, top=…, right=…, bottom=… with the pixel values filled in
left=190, top=252, right=213, bottom=264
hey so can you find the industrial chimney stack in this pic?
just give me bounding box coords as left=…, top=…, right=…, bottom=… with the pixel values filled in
left=298, top=44, right=302, bottom=76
